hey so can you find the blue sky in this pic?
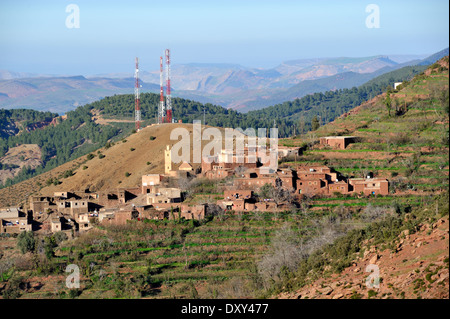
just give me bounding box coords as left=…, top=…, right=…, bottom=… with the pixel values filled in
left=0, top=0, right=448, bottom=75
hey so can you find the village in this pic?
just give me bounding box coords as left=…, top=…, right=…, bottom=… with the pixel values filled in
left=0, top=135, right=389, bottom=237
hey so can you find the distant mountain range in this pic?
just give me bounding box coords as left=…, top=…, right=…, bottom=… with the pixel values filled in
left=0, top=76, right=159, bottom=114
left=0, top=49, right=447, bottom=113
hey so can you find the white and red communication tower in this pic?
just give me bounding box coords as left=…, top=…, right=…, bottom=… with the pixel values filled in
left=165, top=49, right=172, bottom=123
left=156, top=49, right=173, bottom=124
left=134, top=57, right=141, bottom=131
left=158, top=55, right=166, bottom=124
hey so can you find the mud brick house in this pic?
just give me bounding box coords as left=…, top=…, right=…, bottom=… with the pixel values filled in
left=178, top=161, right=193, bottom=171
left=179, top=204, right=205, bottom=220
left=29, top=196, right=54, bottom=214
left=319, top=136, right=357, bottom=150
left=296, top=165, right=339, bottom=196
left=98, top=209, right=116, bottom=222
left=275, top=169, right=295, bottom=189
left=219, top=189, right=288, bottom=213
left=204, top=166, right=234, bottom=179
left=201, top=149, right=258, bottom=175
left=297, top=178, right=329, bottom=195
left=53, top=191, right=69, bottom=199
left=0, top=207, right=31, bottom=233
left=328, top=181, right=351, bottom=195
left=228, top=200, right=284, bottom=212
left=220, top=190, right=253, bottom=211
left=224, top=190, right=253, bottom=201
left=145, top=202, right=206, bottom=220
left=50, top=217, right=62, bottom=232
left=100, top=209, right=139, bottom=226
left=277, top=146, right=301, bottom=158
left=56, top=199, right=88, bottom=216
left=97, top=189, right=137, bottom=206
left=349, top=178, right=389, bottom=196
left=77, top=213, right=92, bottom=232
left=233, top=168, right=294, bottom=190
left=142, top=174, right=164, bottom=193
left=296, top=165, right=338, bottom=182
left=234, top=172, right=276, bottom=190
left=146, top=187, right=182, bottom=204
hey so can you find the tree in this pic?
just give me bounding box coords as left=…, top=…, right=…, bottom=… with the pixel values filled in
left=311, top=116, right=320, bottom=131
left=298, top=115, right=306, bottom=135
left=17, top=231, right=36, bottom=254
left=384, top=92, right=392, bottom=117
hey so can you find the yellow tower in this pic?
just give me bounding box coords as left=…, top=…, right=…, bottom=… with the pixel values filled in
left=164, top=145, right=172, bottom=174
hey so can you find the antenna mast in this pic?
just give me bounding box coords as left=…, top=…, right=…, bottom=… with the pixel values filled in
left=134, top=57, right=141, bottom=131
left=158, top=56, right=165, bottom=124
left=165, top=49, right=172, bottom=123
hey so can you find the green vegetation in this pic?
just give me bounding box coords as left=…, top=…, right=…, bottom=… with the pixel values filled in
left=2, top=190, right=446, bottom=299
left=0, top=109, right=58, bottom=140
left=17, top=231, right=36, bottom=254
left=0, top=63, right=431, bottom=189
left=0, top=105, right=124, bottom=188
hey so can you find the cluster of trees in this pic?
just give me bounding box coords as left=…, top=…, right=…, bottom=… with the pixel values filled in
left=0, top=104, right=124, bottom=188
left=247, top=65, right=427, bottom=134
left=0, top=109, right=58, bottom=139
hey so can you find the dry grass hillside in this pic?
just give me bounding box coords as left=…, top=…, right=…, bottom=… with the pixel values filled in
left=0, top=123, right=243, bottom=206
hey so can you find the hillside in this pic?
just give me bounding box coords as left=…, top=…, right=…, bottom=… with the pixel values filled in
left=0, top=144, right=42, bottom=186
left=262, top=56, right=449, bottom=299
left=0, top=109, right=58, bottom=139
left=0, top=123, right=235, bottom=207
left=36, top=123, right=216, bottom=195
left=0, top=61, right=439, bottom=190
left=0, top=57, right=448, bottom=301
left=277, top=214, right=449, bottom=299
left=0, top=104, right=129, bottom=189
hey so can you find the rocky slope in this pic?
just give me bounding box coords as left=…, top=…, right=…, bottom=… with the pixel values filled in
left=277, top=216, right=449, bottom=299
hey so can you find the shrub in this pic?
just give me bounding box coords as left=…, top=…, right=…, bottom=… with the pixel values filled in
left=53, top=232, right=68, bottom=245
left=17, top=231, right=36, bottom=254
left=130, top=148, right=135, bottom=152
left=368, top=289, right=378, bottom=298
left=63, top=170, right=73, bottom=178
left=125, top=172, right=131, bottom=177
left=86, top=154, right=95, bottom=160
left=98, top=154, right=105, bottom=159
left=150, top=136, right=156, bottom=141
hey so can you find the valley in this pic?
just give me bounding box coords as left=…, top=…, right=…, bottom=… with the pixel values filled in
left=0, top=56, right=448, bottom=300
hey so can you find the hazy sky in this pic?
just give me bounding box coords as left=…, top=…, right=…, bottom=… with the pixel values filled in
left=0, top=0, right=448, bottom=75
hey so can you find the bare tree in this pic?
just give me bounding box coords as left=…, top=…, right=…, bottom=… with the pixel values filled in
left=257, top=218, right=346, bottom=287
